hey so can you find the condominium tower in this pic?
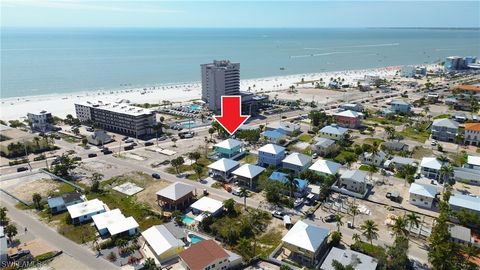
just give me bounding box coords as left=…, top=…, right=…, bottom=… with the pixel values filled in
left=201, top=60, right=240, bottom=113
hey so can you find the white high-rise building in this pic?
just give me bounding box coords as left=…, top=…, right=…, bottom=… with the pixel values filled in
left=201, top=60, right=240, bottom=113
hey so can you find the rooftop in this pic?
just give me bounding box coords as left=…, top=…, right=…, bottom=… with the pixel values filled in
left=207, top=158, right=240, bottom=172
left=282, top=220, right=329, bottom=252
left=409, top=183, right=439, bottom=198
left=320, top=247, right=378, bottom=270
left=190, top=197, right=223, bottom=214
left=465, top=123, right=480, bottom=132
left=309, top=159, right=341, bottom=175
left=282, top=152, right=312, bottom=167
left=258, top=143, right=285, bottom=155
left=315, top=137, right=335, bottom=148
left=142, top=225, right=185, bottom=256
left=455, top=84, right=480, bottom=92
left=92, top=209, right=139, bottom=236
left=179, top=240, right=229, bottom=270
left=262, top=130, right=286, bottom=139
left=432, top=118, right=459, bottom=129
left=390, top=99, right=411, bottom=106
left=319, top=125, right=348, bottom=136
left=340, top=170, right=367, bottom=183
left=75, top=100, right=154, bottom=117
left=232, top=164, right=265, bottom=179
left=449, top=224, right=472, bottom=243
left=269, top=171, right=308, bottom=190
left=420, top=157, right=444, bottom=170
left=467, top=155, right=480, bottom=167
left=449, top=194, right=480, bottom=212
left=214, top=138, right=242, bottom=150
left=67, top=199, right=105, bottom=219
left=156, top=182, right=195, bottom=201
left=334, top=110, right=364, bottom=118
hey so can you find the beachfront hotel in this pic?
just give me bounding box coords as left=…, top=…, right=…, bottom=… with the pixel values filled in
left=201, top=60, right=266, bottom=115
left=74, top=100, right=156, bottom=138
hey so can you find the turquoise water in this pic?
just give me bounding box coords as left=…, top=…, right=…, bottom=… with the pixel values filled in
left=190, top=104, right=201, bottom=111
left=181, top=215, right=195, bottom=225
left=181, top=121, right=196, bottom=129
left=1, top=28, right=479, bottom=98
left=188, top=233, right=205, bottom=244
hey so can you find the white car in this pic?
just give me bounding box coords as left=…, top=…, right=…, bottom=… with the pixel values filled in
left=294, top=198, right=304, bottom=208
left=431, top=140, right=438, bottom=146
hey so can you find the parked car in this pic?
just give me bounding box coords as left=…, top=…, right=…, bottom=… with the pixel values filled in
left=122, top=136, right=129, bottom=141
left=145, top=141, right=154, bottom=146
left=72, top=156, right=82, bottom=161
left=124, top=145, right=134, bottom=151
left=271, top=210, right=284, bottom=219
left=324, top=214, right=336, bottom=222
left=294, top=198, right=304, bottom=208
left=103, top=150, right=113, bottom=155
left=125, top=139, right=134, bottom=143
left=151, top=173, right=161, bottom=179
left=86, top=127, right=94, bottom=132
left=16, top=167, right=28, bottom=172
left=312, top=153, right=318, bottom=159
left=232, top=187, right=242, bottom=196
left=88, top=153, right=97, bottom=158
left=158, top=135, right=167, bottom=141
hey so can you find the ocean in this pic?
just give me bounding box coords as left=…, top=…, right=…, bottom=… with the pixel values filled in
left=1, top=28, right=479, bottom=98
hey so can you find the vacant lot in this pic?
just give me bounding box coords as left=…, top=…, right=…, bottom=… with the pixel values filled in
left=7, top=178, right=62, bottom=204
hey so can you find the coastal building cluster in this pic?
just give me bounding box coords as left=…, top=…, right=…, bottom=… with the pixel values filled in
left=1, top=57, right=480, bottom=270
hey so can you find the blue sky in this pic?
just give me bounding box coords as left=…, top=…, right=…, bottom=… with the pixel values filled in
left=2, top=1, right=479, bottom=28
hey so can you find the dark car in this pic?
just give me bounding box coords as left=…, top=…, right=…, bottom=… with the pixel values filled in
left=145, top=141, right=154, bottom=146
left=124, top=145, right=134, bottom=151
left=17, top=167, right=28, bottom=172
left=103, top=150, right=113, bottom=155
left=324, top=214, right=336, bottom=222
left=72, top=156, right=82, bottom=161
left=88, top=153, right=97, bottom=158
left=151, top=173, right=161, bottom=179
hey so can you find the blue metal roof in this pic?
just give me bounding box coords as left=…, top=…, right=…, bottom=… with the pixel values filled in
left=263, top=130, right=285, bottom=139
left=269, top=171, right=308, bottom=189
left=47, top=196, right=65, bottom=209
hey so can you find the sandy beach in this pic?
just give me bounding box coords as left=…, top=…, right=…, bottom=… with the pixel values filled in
left=0, top=65, right=410, bottom=120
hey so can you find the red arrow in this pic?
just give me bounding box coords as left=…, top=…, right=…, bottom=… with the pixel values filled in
left=214, top=96, right=250, bottom=135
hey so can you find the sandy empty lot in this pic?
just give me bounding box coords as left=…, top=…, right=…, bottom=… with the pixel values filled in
left=6, top=178, right=61, bottom=204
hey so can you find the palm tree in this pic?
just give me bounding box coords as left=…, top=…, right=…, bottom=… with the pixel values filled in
left=352, top=233, right=361, bottom=243
left=439, top=164, right=454, bottom=183
left=193, top=164, right=203, bottom=181
left=350, top=204, right=360, bottom=227
left=335, top=214, right=344, bottom=232
left=284, top=174, right=298, bottom=198
left=153, top=123, right=163, bottom=146
left=391, top=216, right=409, bottom=237
left=239, top=188, right=249, bottom=210
left=143, top=257, right=156, bottom=270
left=406, top=212, right=420, bottom=234
left=384, top=126, right=395, bottom=140
left=360, top=219, right=379, bottom=245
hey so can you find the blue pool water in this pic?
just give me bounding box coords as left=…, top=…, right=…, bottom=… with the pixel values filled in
left=180, top=121, right=196, bottom=129
left=190, top=104, right=201, bottom=111
left=182, top=215, right=195, bottom=225
left=188, top=233, right=205, bottom=244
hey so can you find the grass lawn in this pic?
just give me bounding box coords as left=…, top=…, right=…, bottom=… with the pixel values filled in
left=412, top=146, right=434, bottom=160
left=167, top=157, right=212, bottom=176
left=366, top=116, right=406, bottom=126
left=433, top=113, right=450, bottom=119
left=298, top=134, right=313, bottom=142
left=399, top=126, right=430, bottom=143
left=334, top=150, right=356, bottom=164
left=241, top=154, right=258, bottom=164
left=52, top=183, right=77, bottom=196
left=101, top=171, right=155, bottom=189
left=358, top=164, right=370, bottom=171
left=257, top=229, right=283, bottom=258
left=57, top=133, right=80, bottom=143
left=363, top=138, right=385, bottom=145
left=53, top=212, right=97, bottom=244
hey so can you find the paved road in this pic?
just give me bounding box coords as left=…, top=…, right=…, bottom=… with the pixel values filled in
left=1, top=196, right=119, bottom=270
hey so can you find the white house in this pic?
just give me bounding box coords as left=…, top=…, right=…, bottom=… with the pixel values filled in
left=408, top=183, right=439, bottom=208
left=360, top=151, right=386, bottom=167
left=232, top=164, right=265, bottom=189
left=190, top=197, right=224, bottom=220
left=308, top=159, right=341, bottom=176
left=282, top=152, right=312, bottom=174
left=334, top=170, right=368, bottom=198
left=449, top=194, right=480, bottom=216
left=27, top=110, right=53, bottom=132
left=257, top=143, right=286, bottom=167
left=67, top=199, right=106, bottom=224
left=318, top=124, right=348, bottom=141
left=92, top=208, right=139, bottom=237
left=312, top=137, right=336, bottom=157
left=464, top=155, right=480, bottom=170
left=420, top=157, right=445, bottom=180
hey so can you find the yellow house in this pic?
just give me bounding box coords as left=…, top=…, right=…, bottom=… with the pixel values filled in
left=282, top=220, right=330, bottom=267
left=141, top=224, right=185, bottom=262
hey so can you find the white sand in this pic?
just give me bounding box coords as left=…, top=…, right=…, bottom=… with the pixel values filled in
left=1, top=66, right=407, bottom=120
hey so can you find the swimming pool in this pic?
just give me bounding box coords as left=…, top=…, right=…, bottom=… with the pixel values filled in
left=182, top=215, right=195, bottom=225
left=190, top=104, right=201, bottom=111
left=180, top=121, right=196, bottom=129
left=188, top=233, right=205, bottom=244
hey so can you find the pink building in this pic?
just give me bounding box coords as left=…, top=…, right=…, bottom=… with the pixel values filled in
left=333, top=110, right=363, bottom=128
